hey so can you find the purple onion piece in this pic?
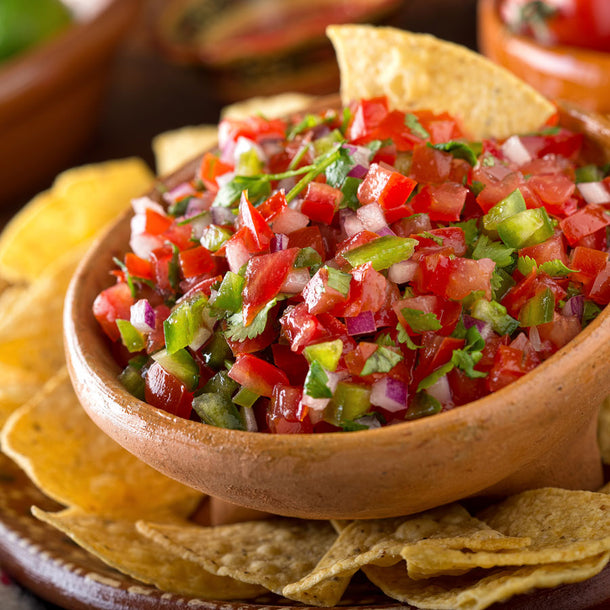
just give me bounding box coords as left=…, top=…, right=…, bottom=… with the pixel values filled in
left=370, top=378, right=408, bottom=412
left=345, top=311, right=377, bottom=336
left=211, top=206, right=236, bottom=226
left=347, top=164, right=369, bottom=179
left=130, top=299, right=156, bottom=333
left=163, top=182, right=195, bottom=205
left=271, top=233, right=289, bottom=253
left=562, top=295, right=584, bottom=319
left=376, top=225, right=396, bottom=237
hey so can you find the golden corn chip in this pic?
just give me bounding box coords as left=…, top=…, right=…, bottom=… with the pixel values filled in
left=364, top=552, right=610, bottom=610
left=1, top=369, right=201, bottom=519
left=402, top=488, right=610, bottom=578
left=153, top=125, right=219, bottom=176
left=137, top=518, right=337, bottom=598
left=284, top=504, right=529, bottom=606
left=0, top=363, right=40, bottom=430
left=0, top=158, right=153, bottom=283
left=326, top=25, right=555, bottom=140
left=599, top=395, right=610, bottom=465
left=0, top=243, right=88, bottom=383
left=221, top=92, right=315, bottom=120
left=32, top=507, right=264, bottom=600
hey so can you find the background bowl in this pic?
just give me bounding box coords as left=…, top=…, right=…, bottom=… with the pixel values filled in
left=0, top=0, right=142, bottom=208
left=478, top=0, right=610, bottom=115
left=64, top=99, right=607, bottom=521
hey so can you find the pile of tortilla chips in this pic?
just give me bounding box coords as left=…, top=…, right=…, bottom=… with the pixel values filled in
left=0, top=25, right=609, bottom=610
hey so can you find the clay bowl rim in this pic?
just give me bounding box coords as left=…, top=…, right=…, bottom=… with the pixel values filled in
left=0, top=0, right=142, bottom=117
left=64, top=99, right=610, bottom=520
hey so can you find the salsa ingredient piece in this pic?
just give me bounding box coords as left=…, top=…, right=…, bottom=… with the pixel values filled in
left=94, top=96, right=610, bottom=433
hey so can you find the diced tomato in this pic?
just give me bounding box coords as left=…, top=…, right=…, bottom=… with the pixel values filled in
left=527, top=173, right=575, bottom=216
left=358, top=163, right=417, bottom=210
left=92, top=282, right=135, bottom=341
left=473, top=167, right=522, bottom=213
left=589, top=259, right=610, bottom=305
left=560, top=204, right=610, bottom=246
left=280, top=302, right=327, bottom=353
left=502, top=271, right=567, bottom=318
left=302, top=266, right=349, bottom=315
left=150, top=244, right=177, bottom=296
left=242, top=248, right=299, bottom=325
left=519, top=233, right=569, bottom=267
left=145, top=362, right=193, bottom=419
left=145, top=208, right=173, bottom=235
left=125, top=253, right=153, bottom=280
left=256, top=190, right=287, bottom=222
left=268, top=384, right=312, bottom=434
left=347, top=97, right=390, bottom=143
left=448, top=367, right=488, bottom=406
left=238, top=192, right=274, bottom=251
left=570, top=246, right=609, bottom=290
left=334, top=230, right=379, bottom=267
left=392, top=213, right=432, bottom=237
left=412, top=227, right=467, bottom=257
left=537, top=313, right=581, bottom=350
left=409, top=145, right=452, bottom=183
left=411, top=182, right=468, bottom=222
left=300, top=182, right=342, bottom=224
left=415, top=109, right=464, bottom=143
left=198, top=152, right=233, bottom=191
left=415, top=334, right=465, bottom=386
left=344, top=342, right=380, bottom=376
left=287, top=225, right=325, bottom=259
left=178, top=246, right=215, bottom=278
left=218, top=116, right=286, bottom=149
left=147, top=304, right=171, bottom=353
left=393, top=294, right=461, bottom=336
left=339, top=262, right=387, bottom=317
left=271, top=344, right=309, bottom=386
left=228, top=353, right=290, bottom=397
left=162, top=222, right=194, bottom=251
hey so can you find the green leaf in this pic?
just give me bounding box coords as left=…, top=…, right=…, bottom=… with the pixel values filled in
left=431, top=141, right=482, bottom=166
left=517, top=255, right=538, bottom=276
left=395, top=323, right=419, bottom=350
left=405, top=113, right=430, bottom=139
left=304, top=361, right=332, bottom=398
left=472, top=234, right=515, bottom=267
left=583, top=300, right=602, bottom=327
left=539, top=259, right=576, bottom=277
left=326, top=266, right=351, bottom=296
left=288, top=113, right=333, bottom=140
left=451, top=218, right=480, bottom=249
left=224, top=298, right=278, bottom=342
left=325, top=145, right=354, bottom=188
left=213, top=175, right=271, bottom=208
left=417, top=362, right=454, bottom=391
left=360, top=346, right=403, bottom=376
left=401, top=308, right=442, bottom=333
left=491, top=268, right=516, bottom=301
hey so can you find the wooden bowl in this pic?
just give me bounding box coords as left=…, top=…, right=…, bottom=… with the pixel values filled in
left=478, top=0, right=610, bottom=115
left=64, top=98, right=607, bottom=521
left=0, top=0, right=142, bottom=207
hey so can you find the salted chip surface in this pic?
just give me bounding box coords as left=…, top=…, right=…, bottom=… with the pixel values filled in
left=137, top=518, right=337, bottom=597
left=0, top=363, right=40, bottom=430
left=1, top=369, right=201, bottom=519
left=599, top=396, right=610, bottom=465
left=403, top=488, right=610, bottom=578
left=0, top=158, right=153, bottom=283
left=32, top=507, right=264, bottom=600
left=326, top=25, right=555, bottom=140
left=153, top=125, right=218, bottom=176
left=0, top=242, right=87, bottom=384
left=221, top=92, right=315, bottom=120
left=283, top=504, right=529, bottom=606
left=364, top=552, right=610, bottom=610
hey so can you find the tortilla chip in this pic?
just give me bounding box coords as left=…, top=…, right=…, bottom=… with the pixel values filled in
left=0, top=158, right=153, bottom=283
left=137, top=518, right=337, bottom=598
left=221, top=92, right=315, bottom=120
left=283, top=504, right=529, bottom=606
left=153, top=125, right=219, bottom=176
left=364, top=553, right=610, bottom=610
left=599, top=481, right=610, bottom=494
left=32, top=507, right=264, bottom=600
left=326, top=25, right=555, bottom=140
left=599, top=395, right=610, bottom=465
left=402, top=489, right=610, bottom=578
left=0, top=363, right=41, bottom=431
left=1, top=369, right=201, bottom=519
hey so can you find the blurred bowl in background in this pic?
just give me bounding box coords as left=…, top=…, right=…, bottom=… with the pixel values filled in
left=0, top=0, right=142, bottom=208
left=155, top=0, right=402, bottom=102
left=478, top=0, right=610, bottom=115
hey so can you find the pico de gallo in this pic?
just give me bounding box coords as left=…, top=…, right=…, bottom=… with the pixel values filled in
left=94, top=96, right=610, bottom=434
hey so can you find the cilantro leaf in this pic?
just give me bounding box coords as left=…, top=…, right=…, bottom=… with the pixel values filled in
left=431, top=141, right=482, bottom=166
left=213, top=175, right=271, bottom=208
left=401, top=308, right=442, bottom=333
left=395, top=323, right=419, bottom=350
left=405, top=113, right=430, bottom=139
left=325, top=145, right=354, bottom=188
left=304, top=361, right=332, bottom=398
left=417, top=362, right=454, bottom=391
left=224, top=298, right=278, bottom=342
left=451, top=218, right=480, bottom=249
left=517, top=255, right=537, bottom=276
left=539, top=259, right=576, bottom=277
left=360, top=346, right=403, bottom=376
left=472, top=234, right=515, bottom=267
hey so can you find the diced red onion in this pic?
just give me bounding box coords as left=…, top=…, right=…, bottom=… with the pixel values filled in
left=501, top=135, right=532, bottom=165
left=130, top=299, right=156, bottom=333
left=388, top=260, right=418, bottom=284
left=280, top=268, right=310, bottom=293
left=341, top=209, right=365, bottom=237
left=528, top=325, right=543, bottom=351
left=326, top=370, right=346, bottom=393
left=163, top=182, right=196, bottom=205
left=376, top=225, right=396, bottom=237
left=271, top=233, right=289, bottom=252
left=211, top=206, right=236, bottom=226
left=426, top=375, right=452, bottom=406
left=357, top=202, right=387, bottom=232
left=463, top=315, right=493, bottom=339
left=271, top=207, right=309, bottom=234
left=242, top=406, right=258, bottom=432
left=370, top=377, right=408, bottom=412
left=301, top=394, right=330, bottom=412
left=348, top=164, right=369, bottom=179
left=131, top=196, right=164, bottom=216
left=225, top=237, right=251, bottom=273
left=578, top=181, right=610, bottom=205
left=562, top=295, right=584, bottom=319
left=345, top=311, right=377, bottom=336
left=345, top=144, right=372, bottom=168
left=129, top=232, right=163, bottom=260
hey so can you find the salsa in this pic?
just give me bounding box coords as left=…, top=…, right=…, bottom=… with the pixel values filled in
left=94, top=96, right=610, bottom=433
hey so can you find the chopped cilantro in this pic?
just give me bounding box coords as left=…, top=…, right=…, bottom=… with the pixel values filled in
left=405, top=113, right=430, bottom=139
left=431, top=141, right=482, bottom=166
left=360, top=346, right=403, bottom=376
left=401, top=308, right=442, bottom=333
left=224, top=298, right=278, bottom=342
left=304, top=361, right=332, bottom=398
left=472, top=234, right=515, bottom=267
